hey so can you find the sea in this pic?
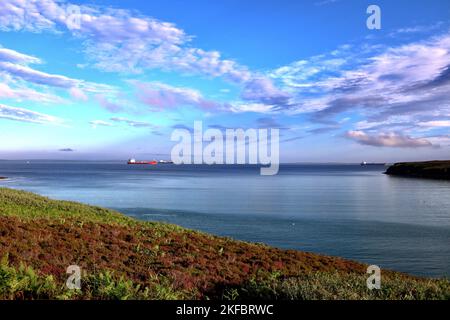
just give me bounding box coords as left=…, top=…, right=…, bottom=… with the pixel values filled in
left=1, top=160, right=449, bottom=278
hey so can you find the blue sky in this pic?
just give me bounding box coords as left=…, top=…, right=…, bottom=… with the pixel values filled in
left=0, top=0, right=449, bottom=162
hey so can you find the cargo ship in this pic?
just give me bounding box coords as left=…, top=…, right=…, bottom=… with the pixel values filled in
left=127, top=159, right=173, bottom=165
left=127, top=158, right=158, bottom=165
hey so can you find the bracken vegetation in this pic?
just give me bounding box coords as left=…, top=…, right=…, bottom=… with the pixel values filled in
left=0, top=187, right=449, bottom=300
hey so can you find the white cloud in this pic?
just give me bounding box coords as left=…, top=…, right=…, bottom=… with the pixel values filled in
left=134, top=81, right=226, bottom=111
left=0, top=103, right=63, bottom=124
left=89, top=120, right=113, bottom=128
left=0, top=47, right=42, bottom=64
left=241, top=77, right=291, bottom=106
left=0, top=0, right=58, bottom=32
left=110, top=117, right=153, bottom=128
left=0, top=61, right=79, bottom=88
left=388, top=22, right=444, bottom=37
left=0, top=0, right=251, bottom=82
left=0, top=81, right=64, bottom=103
left=95, top=94, right=123, bottom=112
left=418, top=120, right=450, bottom=127
left=0, top=44, right=117, bottom=106
left=269, top=31, right=450, bottom=148
left=346, top=131, right=433, bottom=148
left=69, top=87, right=88, bottom=102
left=273, top=32, right=450, bottom=111
left=230, top=103, right=278, bottom=114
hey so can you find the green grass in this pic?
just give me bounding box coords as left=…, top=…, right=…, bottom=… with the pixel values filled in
left=225, top=272, right=450, bottom=300
left=0, top=187, right=137, bottom=226
left=0, top=255, right=191, bottom=300
left=0, top=187, right=184, bottom=233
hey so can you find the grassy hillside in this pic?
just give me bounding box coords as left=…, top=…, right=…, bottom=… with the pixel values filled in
left=0, top=188, right=448, bottom=300
left=385, top=161, right=450, bottom=180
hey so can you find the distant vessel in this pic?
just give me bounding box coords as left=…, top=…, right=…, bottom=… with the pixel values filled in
left=158, top=160, right=174, bottom=164
left=360, top=161, right=386, bottom=166
left=127, top=158, right=158, bottom=165
left=127, top=158, right=173, bottom=165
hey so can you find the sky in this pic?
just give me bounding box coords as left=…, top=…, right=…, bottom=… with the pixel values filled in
left=0, top=0, right=449, bottom=162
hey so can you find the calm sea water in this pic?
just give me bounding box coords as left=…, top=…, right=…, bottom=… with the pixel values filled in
left=1, top=161, right=449, bottom=277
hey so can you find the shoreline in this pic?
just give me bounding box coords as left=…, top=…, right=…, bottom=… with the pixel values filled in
left=385, top=160, right=450, bottom=180
left=0, top=187, right=449, bottom=300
